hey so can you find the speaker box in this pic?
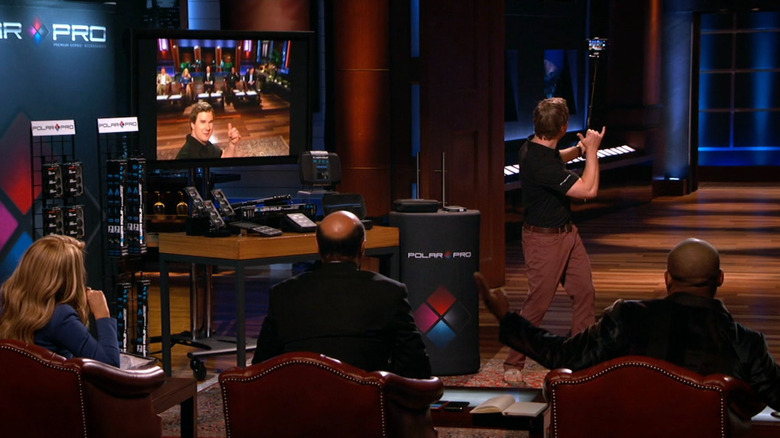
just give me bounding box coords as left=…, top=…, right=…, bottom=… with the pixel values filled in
left=392, top=198, right=441, bottom=213
left=322, top=193, right=367, bottom=218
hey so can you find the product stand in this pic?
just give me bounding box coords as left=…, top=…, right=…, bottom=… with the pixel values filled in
left=97, top=117, right=150, bottom=356
left=389, top=209, right=481, bottom=375
left=29, top=120, right=81, bottom=241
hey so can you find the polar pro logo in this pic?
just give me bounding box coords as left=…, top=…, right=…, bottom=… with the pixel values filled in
left=32, top=123, right=75, bottom=132
left=0, top=22, right=23, bottom=40
left=98, top=120, right=138, bottom=130
left=0, top=16, right=107, bottom=46
left=407, top=251, right=473, bottom=260
left=52, top=24, right=106, bottom=42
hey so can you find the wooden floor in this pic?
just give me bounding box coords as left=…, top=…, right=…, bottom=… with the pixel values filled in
left=147, top=182, right=780, bottom=380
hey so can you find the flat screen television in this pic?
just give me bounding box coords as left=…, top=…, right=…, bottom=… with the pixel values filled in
left=130, top=29, right=314, bottom=169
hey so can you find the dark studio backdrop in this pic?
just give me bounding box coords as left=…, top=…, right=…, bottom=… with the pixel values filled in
left=0, top=1, right=127, bottom=287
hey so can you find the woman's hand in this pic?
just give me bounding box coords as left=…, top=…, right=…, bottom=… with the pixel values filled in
left=86, top=288, right=111, bottom=320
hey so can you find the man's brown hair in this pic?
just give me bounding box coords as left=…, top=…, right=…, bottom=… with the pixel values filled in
left=533, top=97, right=570, bottom=140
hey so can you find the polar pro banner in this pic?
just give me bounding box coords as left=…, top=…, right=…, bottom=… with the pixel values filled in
left=0, top=2, right=117, bottom=285
left=389, top=209, right=481, bottom=375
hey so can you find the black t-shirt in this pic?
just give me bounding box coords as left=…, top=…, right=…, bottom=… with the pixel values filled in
left=519, top=140, right=579, bottom=227
left=176, top=134, right=223, bottom=159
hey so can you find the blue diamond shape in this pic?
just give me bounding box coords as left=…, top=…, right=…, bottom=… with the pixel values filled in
left=426, top=320, right=456, bottom=350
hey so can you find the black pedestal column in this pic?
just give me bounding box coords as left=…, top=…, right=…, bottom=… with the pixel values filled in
left=389, top=210, right=481, bottom=375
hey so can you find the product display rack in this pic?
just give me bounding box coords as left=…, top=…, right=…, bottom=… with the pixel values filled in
left=29, top=120, right=84, bottom=241
left=97, top=117, right=150, bottom=356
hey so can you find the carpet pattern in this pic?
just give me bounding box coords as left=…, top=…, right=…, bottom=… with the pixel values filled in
left=160, top=355, right=549, bottom=438
left=439, top=357, right=549, bottom=389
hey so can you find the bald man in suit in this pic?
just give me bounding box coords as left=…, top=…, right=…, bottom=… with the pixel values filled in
left=252, top=211, right=432, bottom=379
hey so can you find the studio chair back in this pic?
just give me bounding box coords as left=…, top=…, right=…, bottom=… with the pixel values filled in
left=544, top=355, right=764, bottom=438
left=219, top=351, right=444, bottom=438
left=0, top=338, right=166, bottom=438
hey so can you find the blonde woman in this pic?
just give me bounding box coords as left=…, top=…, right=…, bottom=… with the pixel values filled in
left=0, top=235, right=119, bottom=366
left=180, top=67, right=194, bottom=100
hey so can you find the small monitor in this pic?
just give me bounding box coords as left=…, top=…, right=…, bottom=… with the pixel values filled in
left=298, top=151, right=341, bottom=187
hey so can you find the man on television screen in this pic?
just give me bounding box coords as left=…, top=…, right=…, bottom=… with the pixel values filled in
left=203, top=65, right=216, bottom=93
left=156, top=67, right=172, bottom=95
left=176, top=101, right=241, bottom=159
left=245, top=66, right=259, bottom=92
left=224, top=66, right=241, bottom=105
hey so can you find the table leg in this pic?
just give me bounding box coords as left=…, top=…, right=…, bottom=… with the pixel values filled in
left=152, top=377, right=198, bottom=438
left=180, top=391, right=197, bottom=438
left=235, top=266, right=246, bottom=366
left=189, top=264, right=198, bottom=340
left=160, top=258, right=172, bottom=376
left=390, top=248, right=399, bottom=280
left=204, top=265, right=213, bottom=338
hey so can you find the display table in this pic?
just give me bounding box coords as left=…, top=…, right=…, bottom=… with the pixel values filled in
left=752, top=407, right=780, bottom=437
left=151, top=377, right=198, bottom=438
left=430, top=387, right=547, bottom=438
left=157, top=226, right=400, bottom=375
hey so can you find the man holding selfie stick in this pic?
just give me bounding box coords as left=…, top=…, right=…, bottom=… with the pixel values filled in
left=176, top=101, right=241, bottom=159
left=502, top=97, right=606, bottom=383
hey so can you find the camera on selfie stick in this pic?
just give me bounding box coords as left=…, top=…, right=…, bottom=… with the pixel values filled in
left=586, top=37, right=608, bottom=129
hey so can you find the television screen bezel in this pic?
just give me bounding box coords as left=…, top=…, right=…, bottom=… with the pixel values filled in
left=130, top=28, right=315, bottom=169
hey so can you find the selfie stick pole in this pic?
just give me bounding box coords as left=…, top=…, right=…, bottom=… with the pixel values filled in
left=586, top=38, right=607, bottom=129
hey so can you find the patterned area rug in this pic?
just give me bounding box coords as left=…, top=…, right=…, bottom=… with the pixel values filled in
left=234, top=135, right=289, bottom=157
left=161, top=377, right=224, bottom=438
left=160, top=353, right=549, bottom=437
left=439, top=357, right=549, bottom=389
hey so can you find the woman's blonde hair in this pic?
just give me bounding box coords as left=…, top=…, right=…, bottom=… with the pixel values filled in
left=0, top=235, right=89, bottom=342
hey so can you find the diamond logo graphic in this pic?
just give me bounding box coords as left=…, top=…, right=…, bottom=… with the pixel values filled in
left=413, top=304, right=439, bottom=333
left=413, top=285, right=471, bottom=350
left=427, top=286, right=456, bottom=315
left=28, top=17, right=49, bottom=45
left=426, top=321, right=457, bottom=349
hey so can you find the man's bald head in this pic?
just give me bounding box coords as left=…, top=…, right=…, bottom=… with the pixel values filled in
left=666, top=238, right=723, bottom=296
left=316, top=210, right=366, bottom=263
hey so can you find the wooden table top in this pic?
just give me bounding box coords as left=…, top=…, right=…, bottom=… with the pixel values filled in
left=157, top=225, right=399, bottom=260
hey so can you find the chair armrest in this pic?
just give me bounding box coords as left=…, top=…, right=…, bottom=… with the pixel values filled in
left=1, top=339, right=69, bottom=363
left=381, top=373, right=444, bottom=410
left=716, top=375, right=766, bottom=420
left=76, top=358, right=166, bottom=397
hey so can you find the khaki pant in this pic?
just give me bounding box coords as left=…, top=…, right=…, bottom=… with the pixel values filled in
left=504, top=224, right=596, bottom=370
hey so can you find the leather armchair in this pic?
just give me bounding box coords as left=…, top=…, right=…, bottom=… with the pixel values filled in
left=0, top=339, right=166, bottom=438
left=544, top=355, right=765, bottom=438
left=219, top=351, right=444, bottom=438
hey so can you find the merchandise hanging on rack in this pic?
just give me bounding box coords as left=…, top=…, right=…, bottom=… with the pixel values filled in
left=97, top=116, right=150, bottom=355
left=29, top=119, right=83, bottom=240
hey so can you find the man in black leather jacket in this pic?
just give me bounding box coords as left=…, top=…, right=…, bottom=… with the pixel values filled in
left=478, top=237, right=780, bottom=411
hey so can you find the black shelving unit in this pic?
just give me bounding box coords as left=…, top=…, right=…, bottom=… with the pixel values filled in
left=97, top=117, right=150, bottom=356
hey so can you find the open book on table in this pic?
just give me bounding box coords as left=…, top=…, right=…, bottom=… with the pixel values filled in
left=470, top=394, right=548, bottom=417
left=119, top=352, right=160, bottom=370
